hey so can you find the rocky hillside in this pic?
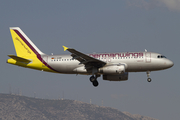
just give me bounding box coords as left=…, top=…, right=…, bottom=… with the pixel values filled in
left=0, top=93, right=158, bottom=120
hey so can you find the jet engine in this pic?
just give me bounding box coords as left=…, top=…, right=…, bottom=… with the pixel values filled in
left=99, top=65, right=125, bottom=74
left=103, top=72, right=128, bottom=81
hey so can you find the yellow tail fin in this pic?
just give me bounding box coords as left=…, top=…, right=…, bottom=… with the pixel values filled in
left=7, top=27, right=56, bottom=73
left=9, top=27, right=44, bottom=58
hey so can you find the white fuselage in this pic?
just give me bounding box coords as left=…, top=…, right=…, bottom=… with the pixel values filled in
left=43, top=52, right=173, bottom=75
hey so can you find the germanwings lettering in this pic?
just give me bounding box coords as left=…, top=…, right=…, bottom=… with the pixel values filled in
left=15, top=37, right=31, bottom=54
left=89, top=52, right=143, bottom=58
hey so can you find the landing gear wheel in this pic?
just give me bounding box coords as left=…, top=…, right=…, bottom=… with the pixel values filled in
left=89, top=74, right=100, bottom=87
left=90, top=76, right=96, bottom=82
left=147, top=78, right=152, bottom=82
left=92, top=80, right=99, bottom=87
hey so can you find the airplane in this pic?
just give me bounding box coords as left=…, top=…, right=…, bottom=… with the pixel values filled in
left=7, top=27, right=174, bottom=87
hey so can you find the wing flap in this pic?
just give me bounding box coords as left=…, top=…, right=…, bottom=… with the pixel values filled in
left=8, top=55, right=31, bottom=64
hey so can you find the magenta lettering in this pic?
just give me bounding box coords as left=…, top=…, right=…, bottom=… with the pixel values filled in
left=89, top=52, right=144, bottom=58
left=119, top=53, right=126, bottom=57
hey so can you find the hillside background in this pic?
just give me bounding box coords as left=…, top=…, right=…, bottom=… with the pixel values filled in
left=0, top=93, right=158, bottom=120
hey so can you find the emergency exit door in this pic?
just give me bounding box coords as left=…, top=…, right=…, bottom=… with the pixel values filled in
left=146, top=52, right=151, bottom=63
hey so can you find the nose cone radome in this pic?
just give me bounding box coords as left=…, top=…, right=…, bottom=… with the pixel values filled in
left=166, top=60, right=174, bottom=68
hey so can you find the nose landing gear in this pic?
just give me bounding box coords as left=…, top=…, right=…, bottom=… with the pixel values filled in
left=147, top=78, right=152, bottom=82
left=146, top=71, right=152, bottom=82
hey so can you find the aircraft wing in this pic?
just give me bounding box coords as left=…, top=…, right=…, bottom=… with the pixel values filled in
left=63, top=46, right=106, bottom=68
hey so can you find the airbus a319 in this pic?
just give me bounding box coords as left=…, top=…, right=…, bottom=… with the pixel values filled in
left=7, top=27, right=174, bottom=87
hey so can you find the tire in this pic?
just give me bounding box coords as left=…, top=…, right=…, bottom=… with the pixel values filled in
left=92, top=80, right=99, bottom=87
left=90, top=76, right=96, bottom=82
left=147, top=78, right=152, bottom=82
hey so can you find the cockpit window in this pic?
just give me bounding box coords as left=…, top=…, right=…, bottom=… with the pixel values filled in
left=157, top=55, right=166, bottom=58
left=161, top=55, right=166, bottom=58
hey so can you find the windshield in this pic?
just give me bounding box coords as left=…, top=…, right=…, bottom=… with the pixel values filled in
left=157, top=55, right=166, bottom=58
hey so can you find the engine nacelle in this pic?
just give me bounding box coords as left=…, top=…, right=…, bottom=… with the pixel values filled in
left=103, top=72, right=128, bottom=81
left=99, top=65, right=125, bottom=74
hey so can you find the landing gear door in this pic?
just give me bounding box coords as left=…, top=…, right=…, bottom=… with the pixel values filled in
left=146, top=52, right=151, bottom=63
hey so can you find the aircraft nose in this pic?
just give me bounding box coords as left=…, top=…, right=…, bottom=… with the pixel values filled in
left=166, top=60, right=174, bottom=68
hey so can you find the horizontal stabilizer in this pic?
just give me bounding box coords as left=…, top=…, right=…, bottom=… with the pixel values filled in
left=8, top=55, right=31, bottom=63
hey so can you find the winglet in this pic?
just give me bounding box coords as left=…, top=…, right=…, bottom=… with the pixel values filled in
left=63, top=46, right=69, bottom=51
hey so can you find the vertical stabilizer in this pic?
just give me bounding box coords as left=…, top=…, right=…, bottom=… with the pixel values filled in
left=9, top=27, right=44, bottom=57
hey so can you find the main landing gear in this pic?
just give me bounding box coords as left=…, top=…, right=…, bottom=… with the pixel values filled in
left=146, top=71, right=152, bottom=82
left=90, top=75, right=99, bottom=87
